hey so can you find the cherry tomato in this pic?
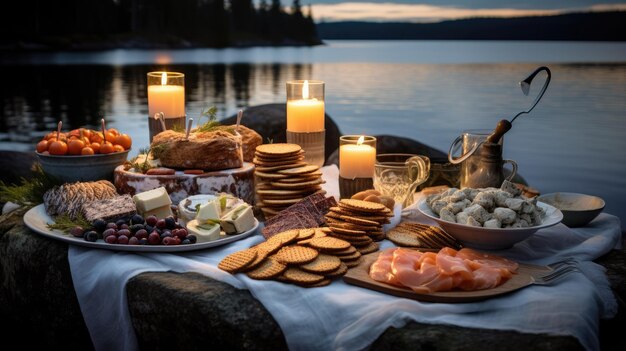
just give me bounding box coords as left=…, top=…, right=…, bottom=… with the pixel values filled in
left=99, top=142, right=115, bottom=154
left=107, top=128, right=120, bottom=136
left=36, top=140, right=49, bottom=153
left=68, top=139, right=85, bottom=155
left=81, top=147, right=95, bottom=155
left=113, top=144, right=125, bottom=153
left=90, top=142, right=101, bottom=154
left=49, top=140, right=68, bottom=155
left=114, top=134, right=132, bottom=150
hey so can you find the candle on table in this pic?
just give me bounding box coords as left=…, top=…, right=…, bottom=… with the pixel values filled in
left=286, top=80, right=325, bottom=132
left=340, top=135, right=377, bottom=179
left=148, top=72, right=185, bottom=118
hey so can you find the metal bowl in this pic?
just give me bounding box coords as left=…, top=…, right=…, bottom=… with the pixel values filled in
left=537, top=192, right=605, bottom=227
left=36, top=150, right=130, bottom=183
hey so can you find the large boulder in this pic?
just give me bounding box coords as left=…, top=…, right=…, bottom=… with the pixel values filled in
left=222, top=103, right=341, bottom=162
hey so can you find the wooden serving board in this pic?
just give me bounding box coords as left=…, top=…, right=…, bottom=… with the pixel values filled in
left=343, top=251, right=551, bottom=303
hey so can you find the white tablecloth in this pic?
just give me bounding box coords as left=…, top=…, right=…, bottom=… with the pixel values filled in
left=68, top=166, right=622, bottom=351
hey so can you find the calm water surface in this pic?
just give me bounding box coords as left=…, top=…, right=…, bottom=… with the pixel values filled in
left=1, top=41, right=625, bottom=228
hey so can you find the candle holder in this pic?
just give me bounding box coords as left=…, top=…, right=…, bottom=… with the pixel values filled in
left=147, top=71, right=185, bottom=142
left=339, top=135, right=377, bottom=199
left=286, top=80, right=325, bottom=167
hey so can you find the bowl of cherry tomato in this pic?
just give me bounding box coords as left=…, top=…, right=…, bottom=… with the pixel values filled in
left=35, top=127, right=132, bottom=183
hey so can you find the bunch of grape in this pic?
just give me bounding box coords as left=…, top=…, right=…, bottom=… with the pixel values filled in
left=70, top=214, right=197, bottom=246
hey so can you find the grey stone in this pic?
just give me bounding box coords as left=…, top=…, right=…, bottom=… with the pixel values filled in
left=222, top=103, right=342, bottom=163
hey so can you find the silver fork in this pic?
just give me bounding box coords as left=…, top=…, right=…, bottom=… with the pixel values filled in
left=533, top=266, right=580, bottom=286
left=547, top=257, right=578, bottom=271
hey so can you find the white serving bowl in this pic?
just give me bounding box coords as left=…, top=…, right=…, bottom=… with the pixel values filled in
left=417, top=199, right=563, bottom=250
left=537, top=192, right=605, bottom=228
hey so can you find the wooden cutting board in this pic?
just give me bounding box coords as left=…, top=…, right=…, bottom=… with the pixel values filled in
left=343, top=251, right=551, bottom=303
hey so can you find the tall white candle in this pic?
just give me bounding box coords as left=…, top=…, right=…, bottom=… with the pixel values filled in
left=286, top=80, right=325, bottom=132
left=148, top=72, right=185, bottom=118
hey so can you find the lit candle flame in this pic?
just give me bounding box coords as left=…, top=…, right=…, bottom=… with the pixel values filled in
left=357, top=135, right=365, bottom=145
left=161, top=72, right=167, bottom=85
left=302, top=80, right=309, bottom=99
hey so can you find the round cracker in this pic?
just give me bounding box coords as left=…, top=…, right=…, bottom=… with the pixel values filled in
left=308, top=236, right=351, bottom=251
left=256, top=143, right=302, bottom=156
left=339, top=199, right=387, bottom=213
left=337, top=250, right=362, bottom=261
left=328, top=226, right=367, bottom=236
left=333, top=246, right=357, bottom=256
left=255, top=171, right=290, bottom=179
left=356, top=241, right=380, bottom=255
left=325, top=262, right=348, bottom=278
left=262, top=197, right=304, bottom=205
left=344, top=256, right=363, bottom=268
left=299, top=254, right=342, bottom=274
left=266, top=229, right=301, bottom=246
left=302, top=278, right=332, bottom=288
left=218, top=248, right=257, bottom=274
left=272, top=245, right=319, bottom=264
left=297, top=228, right=316, bottom=240
left=277, top=165, right=320, bottom=175
left=387, top=229, right=422, bottom=247
left=246, top=258, right=287, bottom=280
left=256, top=162, right=308, bottom=172
left=270, top=179, right=325, bottom=189
left=282, top=267, right=325, bottom=285
left=338, top=214, right=380, bottom=227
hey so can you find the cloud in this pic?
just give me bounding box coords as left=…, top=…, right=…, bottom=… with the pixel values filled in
left=312, top=2, right=626, bottom=22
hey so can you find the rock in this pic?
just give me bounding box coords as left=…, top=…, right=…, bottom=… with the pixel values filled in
left=222, top=104, right=341, bottom=162
left=127, top=272, right=287, bottom=350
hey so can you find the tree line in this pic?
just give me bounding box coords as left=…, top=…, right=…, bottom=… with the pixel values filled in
left=2, top=0, right=320, bottom=49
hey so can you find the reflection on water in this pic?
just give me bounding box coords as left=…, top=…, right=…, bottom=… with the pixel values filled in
left=1, top=41, right=626, bottom=228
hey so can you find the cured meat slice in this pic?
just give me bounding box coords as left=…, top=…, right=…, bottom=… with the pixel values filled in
left=456, top=248, right=519, bottom=273
left=369, top=248, right=402, bottom=286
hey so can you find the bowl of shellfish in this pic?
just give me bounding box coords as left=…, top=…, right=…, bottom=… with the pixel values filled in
left=417, top=182, right=563, bottom=250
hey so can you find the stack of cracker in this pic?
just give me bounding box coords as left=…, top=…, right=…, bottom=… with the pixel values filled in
left=217, top=228, right=364, bottom=288
left=253, top=143, right=326, bottom=219
left=386, top=222, right=462, bottom=249
left=324, top=199, right=393, bottom=255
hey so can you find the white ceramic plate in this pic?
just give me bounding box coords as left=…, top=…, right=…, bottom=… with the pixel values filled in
left=23, top=204, right=259, bottom=252
left=417, top=199, right=563, bottom=250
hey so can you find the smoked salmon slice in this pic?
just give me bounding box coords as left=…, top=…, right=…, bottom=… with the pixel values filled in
left=369, top=247, right=518, bottom=293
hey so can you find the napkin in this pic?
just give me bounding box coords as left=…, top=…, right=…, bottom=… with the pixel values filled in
left=68, top=168, right=621, bottom=351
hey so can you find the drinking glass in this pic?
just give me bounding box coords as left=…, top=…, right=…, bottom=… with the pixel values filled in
left=374, top=154, right=430, bottom=208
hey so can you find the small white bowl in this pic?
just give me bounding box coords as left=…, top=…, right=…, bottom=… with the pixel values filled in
left=417, top=199, right=563, bottom=250
left=537, top=192, right=605, bottom=227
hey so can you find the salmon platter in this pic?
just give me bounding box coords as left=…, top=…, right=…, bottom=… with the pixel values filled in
left=343, top=248, right=551, bottom=303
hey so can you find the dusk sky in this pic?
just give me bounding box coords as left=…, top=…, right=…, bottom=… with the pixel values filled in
left=303, top=0, right=626, bottom=22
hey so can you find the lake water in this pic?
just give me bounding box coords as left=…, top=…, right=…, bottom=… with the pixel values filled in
left=1, top=40, right=625, bottom=228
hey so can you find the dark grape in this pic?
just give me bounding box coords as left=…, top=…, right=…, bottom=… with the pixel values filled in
left=148, top=232, right=161, bottom=245
left=135, top=229, right=148, bottom=240
left=145, top=215, right=158, bottom=226
left=118, top=229, right=131, bottom=237
left=156, top=219, right=167, bottom=229
left=70, top=226, right=85, bottom=238
left=160, top=231, right=172, bottom=240
left=84, top=231, right=98, bottom=242
left=92, top=219, right=107, bottom=233
left=130, top=214, right=144, bottom=225
left=164, top=217, right=177, bottom=230
left=144, top=225, right=154, bottom=234
left=105, top=235, right=117, bottom=244
left=186, top=235, right=197, bottom=244
left=115, top=219, right=128, bottom=228
left=106, top=222, right=117, bottom=230
left=182, top=239, right=191, bottom=245
left=102, top=228, right=117, bottom=238
left=117, top=235, right=129, bottom=245
left=138, top=238, right=148, bottom=245
left=120, top=224, right=130, bottom=230
left=130, top=224, right=144, bottom=233
left=128, top=237, right=139, bottom=245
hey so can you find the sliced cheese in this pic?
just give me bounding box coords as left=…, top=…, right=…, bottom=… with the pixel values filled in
left=177, top=194, right=216, bottom=225
left=196, top=199, right=220, bottom=224
left=143, top=204, right=174, bottom=220
left=186, top=219, right=220, bottom=243
left=133, top=187, right=172, bottom=214
left=220, top=204, right=255, bottom=235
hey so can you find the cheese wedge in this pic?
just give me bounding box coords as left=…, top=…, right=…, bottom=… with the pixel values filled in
left=196, top=199, right=220, bottom=223
left=220, top=204, right=255, bottom=235
left=143, top=204, right=174, bottom=220
left=186, top=219, right=220, bottom=242
left=133, top=187, right=172, bottom=214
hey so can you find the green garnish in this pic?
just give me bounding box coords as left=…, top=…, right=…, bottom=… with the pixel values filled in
left=47, top=213, right=91, bottom=233
left=0, top=164, right=60, bottom=208
left=219, top=196, right=227, bottom=211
